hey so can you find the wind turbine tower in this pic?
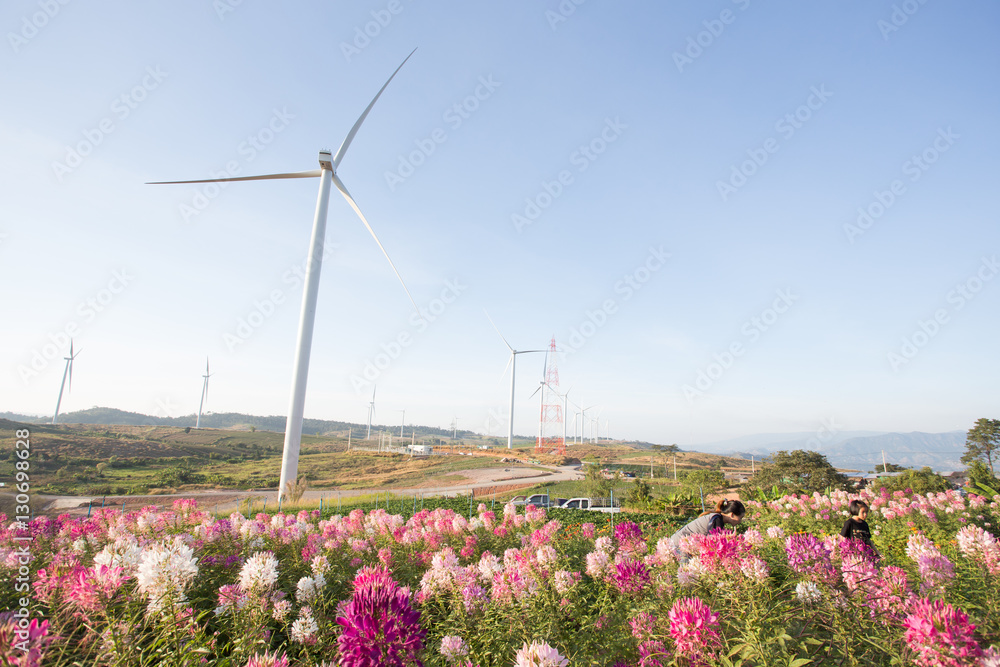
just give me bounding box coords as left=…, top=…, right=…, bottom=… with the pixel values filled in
left=52, top=341, right=79, bottom=424
left=196, top=358, right=212, bottom=429
left=366, top=386, right=377, bottom=440
left=149, top=52, right=418, bottom=502
left=535, top=337, right=565, bottom=455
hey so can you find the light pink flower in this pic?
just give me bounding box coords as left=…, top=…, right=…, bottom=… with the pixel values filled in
left=513, top=640, right=568, bottom=667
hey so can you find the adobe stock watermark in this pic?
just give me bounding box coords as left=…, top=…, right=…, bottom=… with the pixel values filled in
left=877, top=0, right=931, bottom=41
left=8, top=0, right=71, bottom=54
left=805, top=416, right=843, bottom=450
left=887, top=255, right=997, bottom=372
left=384, top=75, right=502, bottom=192
left=716, top=85, right=832, bottom=202
left=559, top=245, right=669, bottom=359
left=178, top=108, right=295, bottom=223
left=16, top=269, right=135, bottom=384
left=843, top=127, right=958, bottom=244
left=340, top=0, right=413, bottom=62
left=350, top=278, right=468, bottom=393
left=213, top=0, right=247, bottom=21
left=545, top=0, right=590, bottom=30
left=223, top=239, right=339, bottom=352
left=9, top=427, right=35, bottom=659
left=152, top=396, right=181, bottom=419
left=682, top=288, right=798, bottom=402
left=672, top=0, right=751, bottom=73
left=51, top=66, right=168, bottom=182
left=511, top=117, right=627, bottom=233
left=482, top=404, right=509, bottom=436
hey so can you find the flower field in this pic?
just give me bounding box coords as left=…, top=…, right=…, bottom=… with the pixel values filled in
left=2, top=487, right=999, bottom=666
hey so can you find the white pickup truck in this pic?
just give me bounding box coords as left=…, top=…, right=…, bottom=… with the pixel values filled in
left=559, top=497, right=621, bottom=513
left=508, top=494, right=560, bottom=508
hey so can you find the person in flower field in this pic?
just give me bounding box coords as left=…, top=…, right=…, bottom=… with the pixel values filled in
left=669, top=498, right=746, bottom=551
left=840, top=499, right=880, bottom=557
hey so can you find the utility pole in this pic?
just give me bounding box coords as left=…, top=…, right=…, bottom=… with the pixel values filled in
left=399, top=410, right=405, bottom=437
left=881, top=449, right=887, bottom=474
left=751, top=455, right=755, bottom=473
left=673, top=455, right=677, bottom=481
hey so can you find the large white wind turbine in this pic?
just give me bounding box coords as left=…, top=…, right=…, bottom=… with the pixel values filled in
left=485, top=311, right=544, bottom=449
left=150, top=51, right=418, bottom=500
left=196, top=358, right=212, bottom=429
left=52, top=340, right=79, bottom=424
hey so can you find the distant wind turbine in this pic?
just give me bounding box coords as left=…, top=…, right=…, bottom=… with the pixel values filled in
left=52, top=340, right=79, bottom=424
left=366, top=386, right=377, bottom=440
left=196, top=358, right=212, bottom=429
left=149, top=51, right=419, bottom=501
left=485, top=310, right=544, bottom=449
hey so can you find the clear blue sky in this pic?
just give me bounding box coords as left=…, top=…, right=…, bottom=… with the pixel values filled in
left=2, top=1, right=997, bottom=445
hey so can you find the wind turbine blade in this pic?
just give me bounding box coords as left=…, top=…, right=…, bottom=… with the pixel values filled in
left=482, top=309, right=515, bottom=352
left=147, top=170, right=322, bottom=185
left=333, top=48, right=417, bottom=168
left=499, top=352, right=513, bottom=385
left=529, top=384, right=542, bottom=398
left=372, top=386, right=377, bottom=402
left=331, top=173, right=418, bottom=311
left=68, top=357, right=73, bottom=393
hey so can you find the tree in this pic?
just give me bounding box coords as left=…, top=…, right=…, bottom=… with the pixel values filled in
left=962, top=418, right=999, bottom=477
left=664, top=444, right=681, bottom=453
left=870, top=467, right=950, bottom=495
left=682, top=469, right=725, bottom=494
left=743, top=450, right=849, bottom=495
left=965, top=460, right=1000, bottom=494
left=874, top=462, right=907, bottom=473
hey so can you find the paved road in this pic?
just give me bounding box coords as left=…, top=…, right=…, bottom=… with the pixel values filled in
left=36, top=464, right=585, bottom=515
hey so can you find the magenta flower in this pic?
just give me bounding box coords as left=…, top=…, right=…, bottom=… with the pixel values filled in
left=638, top=639, right=668, bottom=667
left=902, top=598, right=983, bottom=667
left=668, top=597, right=722, bottom=666
left=866, top=566, right=912, bottom=623
left=613, top=558, right=651, bottom=595
left=336, top=565, right=426, bottom=667
left=784, top=534, right=837, bottom=585
left=0, top=612, right=53, bottom=667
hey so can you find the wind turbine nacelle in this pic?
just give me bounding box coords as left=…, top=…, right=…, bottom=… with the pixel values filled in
left=319, top=150, right=333, bottom=170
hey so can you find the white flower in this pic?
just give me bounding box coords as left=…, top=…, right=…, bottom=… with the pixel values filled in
left=296, top=573, right=326, bottom=603
left=766, top=525, right=785, bottom=540
left=513, top=640, right=568, bottom=667
left=272, top=599, right=292, bottom=622
left=795, top=581, right=822, bottom=605
left=135, top=538, right=199, bottom=613
left=536, top=546, right=558, bottom=565
left=239, top=552, right=279, bottom=594
left=311, top=555, right=330, bottom=576
left=290, top=607, right=318, bottom=644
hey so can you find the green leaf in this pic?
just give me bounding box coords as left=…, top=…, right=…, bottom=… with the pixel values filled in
left=788, top=658, right=813, bottom=667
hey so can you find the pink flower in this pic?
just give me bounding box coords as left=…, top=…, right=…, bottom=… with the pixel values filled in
left=668, top=597, right=722, bottom=666
left=902, top=598, right=983, bottom=667
left=246, top=650, right=289, bottom=667
left=784, top=534, right=836, bottom=585
left=439, top=635, right=469, bottom=664
left=0, top=612, right=53, bottom=667
left=513, top=640, right=568, bottom=667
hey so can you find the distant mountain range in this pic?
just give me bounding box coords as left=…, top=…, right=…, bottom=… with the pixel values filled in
left=1, top=407, right=971, bottom=472
left=693, top=430, right=968, bottom=472
left=0, top=407, right=475, bottom=440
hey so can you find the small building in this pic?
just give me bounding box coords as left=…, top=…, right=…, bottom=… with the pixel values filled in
left=409, top=444, right=433, bottom=456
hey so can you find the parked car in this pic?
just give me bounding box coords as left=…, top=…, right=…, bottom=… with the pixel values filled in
left=508, top=494, right=557, bottom=508
left=559, top=497, right=621, bottom=513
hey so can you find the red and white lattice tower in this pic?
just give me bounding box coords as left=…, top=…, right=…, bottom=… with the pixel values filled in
left=536, top=336, right=565, bottom=455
